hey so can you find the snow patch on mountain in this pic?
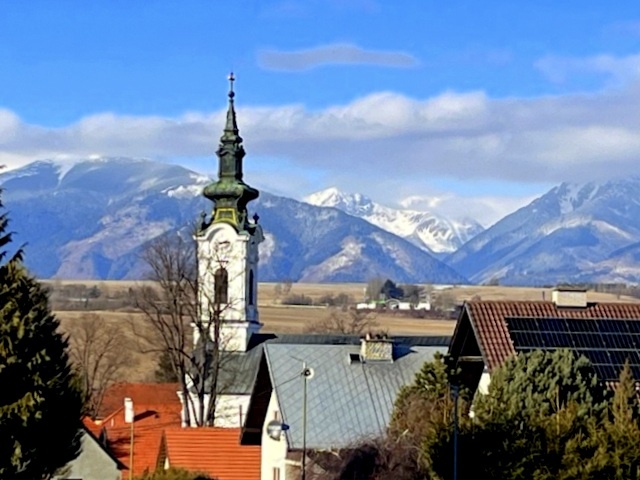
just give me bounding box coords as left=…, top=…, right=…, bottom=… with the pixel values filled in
left=304, top=187, right=484, bottom=254
left=165, top=184, right=204, bottom=199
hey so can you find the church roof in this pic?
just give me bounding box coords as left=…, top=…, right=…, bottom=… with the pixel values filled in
left=202, top=73, right=259, bottom=231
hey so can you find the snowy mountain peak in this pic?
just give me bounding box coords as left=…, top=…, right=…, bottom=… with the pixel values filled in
left=304, top=187, right=375, bottom=216
left=304, top=187, right=484, bottom=254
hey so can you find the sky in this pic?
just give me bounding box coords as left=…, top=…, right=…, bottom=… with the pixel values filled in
left=2, top=1, right=640, bottom=226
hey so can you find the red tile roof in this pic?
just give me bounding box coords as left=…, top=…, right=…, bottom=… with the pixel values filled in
left=161, top=427, right=261, bottom=480
left=465, top=300, right=640, bottom=371
left=99, top=382, right=181, bottom=418
left=82, top=416, right=104, bottom=438
left=101, top=402, right=182, bottom=477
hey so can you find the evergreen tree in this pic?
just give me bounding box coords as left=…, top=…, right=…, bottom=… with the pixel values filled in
left=135, top=468, right=214, bottom=480
left=0, top=194, right=82, bottom=478
left=472, top=349, right=608, bottom=480
left=389, top=353, right=471, bottom=479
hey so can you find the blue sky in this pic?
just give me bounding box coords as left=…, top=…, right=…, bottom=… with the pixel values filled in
left=2, top=0, right=640, bottom=224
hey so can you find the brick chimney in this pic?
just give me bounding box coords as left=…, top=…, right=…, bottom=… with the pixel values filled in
left=359, top=333, right=394, bottom=362
left=552, top=286, right=587, bottom=308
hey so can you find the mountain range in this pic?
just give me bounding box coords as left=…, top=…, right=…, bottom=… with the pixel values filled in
left=3, top=157, right=640, bottom=286
left=447, top=179, right=640, bottom=285
left=0, top=158, right=466, bottom=284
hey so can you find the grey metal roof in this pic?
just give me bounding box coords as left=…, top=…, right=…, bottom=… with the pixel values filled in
left=216, top=346, right=265, bottom=395
left=214, top=333, right=450, bottom=395
left=264, top=342, right=446, bottom=450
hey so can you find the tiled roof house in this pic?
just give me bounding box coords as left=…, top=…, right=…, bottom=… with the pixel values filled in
left=448, top=288, right=640, bottom=394
left=100, top=402, right=182, bottom=477
left=159, top=427, right=261, bottom=479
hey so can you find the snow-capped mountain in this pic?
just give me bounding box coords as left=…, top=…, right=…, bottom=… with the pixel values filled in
left=447, top=179, right=640, bottom=285
left=0, top=158, right=467, bottom=284
left=304, top=187, right=484, bottom=256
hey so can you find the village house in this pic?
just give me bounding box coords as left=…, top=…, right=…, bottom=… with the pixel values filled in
left=241, top=335, right=448, bottom=480
left=448, top=287, right=640, bottom=395
left=54, top=419, right=125, bottom=480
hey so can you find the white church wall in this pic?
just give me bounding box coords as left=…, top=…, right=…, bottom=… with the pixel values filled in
left=196, top=221, right=262, bottom=353
left=214, top=393, right=251, bottom=428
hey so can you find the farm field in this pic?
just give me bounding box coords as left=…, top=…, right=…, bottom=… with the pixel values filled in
left=51, top=281, right=640, bottom=383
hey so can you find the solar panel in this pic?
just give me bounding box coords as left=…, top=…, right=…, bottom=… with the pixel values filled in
left=506, top=317, right=640, bottom=382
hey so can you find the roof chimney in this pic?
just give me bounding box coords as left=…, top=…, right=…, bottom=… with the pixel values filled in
left=124, top=397, right=134, bottom=424
left=552, top=286, right=587, bottom=308
left=359, top=333, right=393, bottom=362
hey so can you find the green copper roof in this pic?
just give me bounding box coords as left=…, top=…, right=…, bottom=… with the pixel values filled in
left=203, top=73, right=259, bottom=230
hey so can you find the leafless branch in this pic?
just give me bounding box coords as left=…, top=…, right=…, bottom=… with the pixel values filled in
left=68, top=313, right=133, bottom=418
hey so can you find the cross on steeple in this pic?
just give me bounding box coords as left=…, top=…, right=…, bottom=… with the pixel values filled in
left=228, top=71, right=235, bottom=99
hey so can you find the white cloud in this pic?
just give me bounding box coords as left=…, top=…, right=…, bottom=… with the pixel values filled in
left=258, top=43, right=419, bottom=71
left=535, top=53, right=640, bottom=84
left=3, top=61, right=640, bottom=222
left=399, top=193, right=538, bottom=227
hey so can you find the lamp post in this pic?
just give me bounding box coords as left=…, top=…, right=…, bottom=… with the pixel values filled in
left=451, top=384, right=459, bottom=480
left=301, top=363, right=314, bottom=480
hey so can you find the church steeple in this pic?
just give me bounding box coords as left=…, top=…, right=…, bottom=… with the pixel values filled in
left=203, top=73, right=259, bottom=230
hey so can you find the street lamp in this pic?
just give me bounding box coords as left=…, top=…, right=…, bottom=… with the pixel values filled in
left=301, top=363, right=314, bottom=480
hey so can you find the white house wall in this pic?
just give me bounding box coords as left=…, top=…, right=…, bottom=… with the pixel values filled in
left=261, top=390, right=288, bottom=480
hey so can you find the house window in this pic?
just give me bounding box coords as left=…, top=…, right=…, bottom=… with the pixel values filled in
left=214, top=268, right=228, bottom=306
left=272, top=467, right=281, bottom=480
left=248, top=270, right=255, bottom=306
left=273, top=410, right=280, bottom=421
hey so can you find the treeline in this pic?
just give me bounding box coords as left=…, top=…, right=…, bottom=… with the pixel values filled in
left=322, top=350, right=640, bottom=480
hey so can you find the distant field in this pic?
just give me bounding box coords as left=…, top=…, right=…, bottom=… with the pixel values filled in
left=51, top=281, right=640, bottom=383
left=44, top=280, right=640, bottom=305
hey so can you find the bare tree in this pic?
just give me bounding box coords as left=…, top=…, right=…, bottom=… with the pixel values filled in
left=68, top=313, right=132, bottom=418
left=365, top=277, right=386, bottom=302
left=305, top=307, right=379, bottom=335
left=131, top=233, right=238, bottom=427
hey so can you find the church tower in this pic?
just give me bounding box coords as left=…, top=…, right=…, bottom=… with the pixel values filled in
left=195, top=73, right=264, bottom=353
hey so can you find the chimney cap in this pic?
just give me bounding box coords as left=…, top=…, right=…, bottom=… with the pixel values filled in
left=553, top=285, right=587, bottom=292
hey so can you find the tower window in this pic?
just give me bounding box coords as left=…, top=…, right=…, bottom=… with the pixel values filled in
left=214, top=268, right=228, bottom=306
left=248, top=270, right=255, bottom=306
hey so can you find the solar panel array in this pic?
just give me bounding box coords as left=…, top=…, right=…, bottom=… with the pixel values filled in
left=506, top=317, right=640, bottom=381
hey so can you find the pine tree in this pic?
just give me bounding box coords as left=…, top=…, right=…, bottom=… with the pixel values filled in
left=472, top=349, right=608, bottom=480
left=0, top=194, right=82, bottom=478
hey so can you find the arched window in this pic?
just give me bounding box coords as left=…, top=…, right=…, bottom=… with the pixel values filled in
left=248, top=270, right=255, bottom=306
left=214, top=268, right=228, bottom=306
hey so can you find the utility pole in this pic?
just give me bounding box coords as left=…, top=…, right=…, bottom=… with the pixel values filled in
left=452, top=384, right=459, bottom=480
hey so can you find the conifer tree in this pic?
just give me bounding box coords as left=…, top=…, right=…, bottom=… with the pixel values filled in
left=0, top=193, right=82, bottom=478
left=472, top=349, right=608, bottom=480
